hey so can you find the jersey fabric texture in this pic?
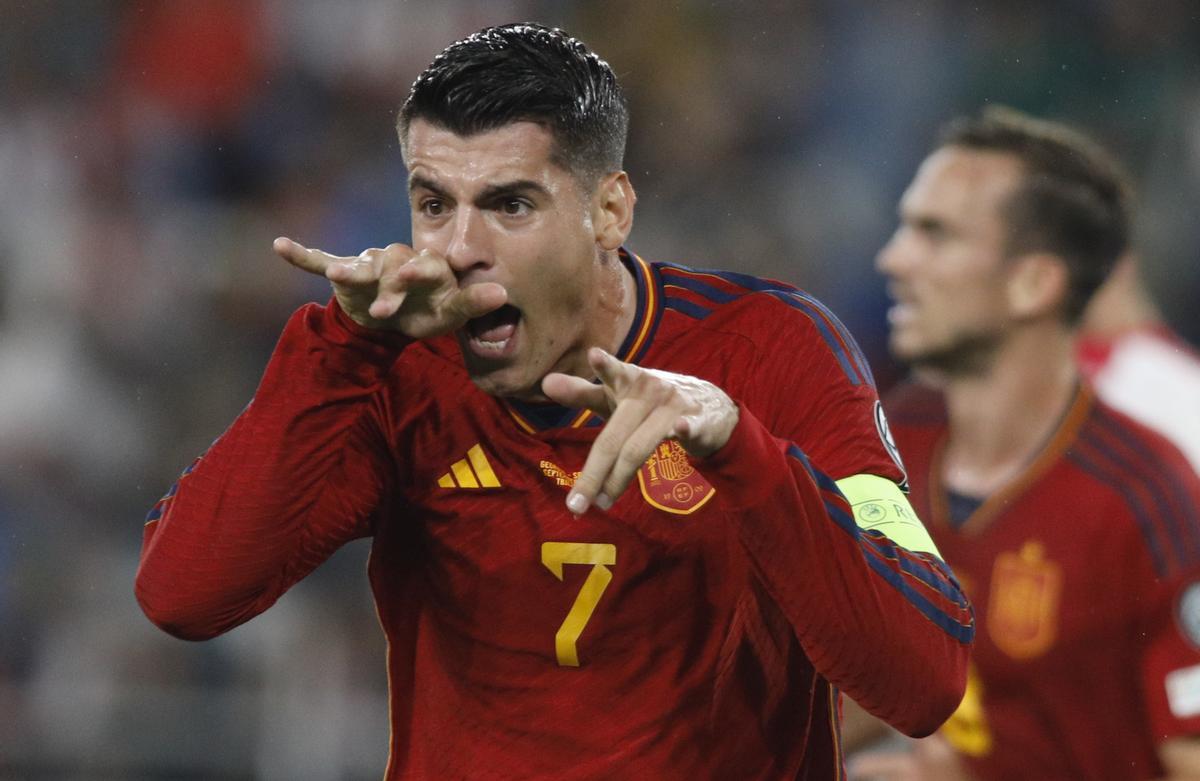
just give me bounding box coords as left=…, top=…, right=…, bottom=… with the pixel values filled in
left=137, top=252, right=973, bottom=780
left=887, top=382, right=1200, bottom=780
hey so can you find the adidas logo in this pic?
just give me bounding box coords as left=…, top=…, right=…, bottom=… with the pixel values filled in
left=437, top=444, right=501, bottom=489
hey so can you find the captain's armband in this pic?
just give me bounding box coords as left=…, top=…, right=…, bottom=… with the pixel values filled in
left=834, top=474, right=941, bottom=558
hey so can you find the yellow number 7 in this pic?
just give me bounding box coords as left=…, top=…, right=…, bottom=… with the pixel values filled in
left=540, top=542, right=617, bottom=667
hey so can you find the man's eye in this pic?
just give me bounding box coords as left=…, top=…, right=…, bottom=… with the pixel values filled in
left=501, top=199, right=530, bottom=216
left=913, top=219, right=946, bottom=241
left=422, top=199, right=445, bottom=217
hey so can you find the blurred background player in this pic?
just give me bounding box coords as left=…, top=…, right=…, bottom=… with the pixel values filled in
left=849, top=107, right=1200, bottom=779
left=135, top=23, right=970, bottom=779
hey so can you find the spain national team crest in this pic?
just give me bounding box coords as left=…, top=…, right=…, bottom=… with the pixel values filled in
left=636, top=440, right=715, bottom=515
left=987, top=541, right=1062, bottom=660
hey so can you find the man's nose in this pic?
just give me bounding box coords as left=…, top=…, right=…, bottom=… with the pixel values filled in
left=875, top=231, right=907, bottom=278
left=443, top=208, right=494, bottom=276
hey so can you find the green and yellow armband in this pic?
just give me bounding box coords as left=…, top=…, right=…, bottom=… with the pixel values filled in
left=834, top=474, right=941, bottom=558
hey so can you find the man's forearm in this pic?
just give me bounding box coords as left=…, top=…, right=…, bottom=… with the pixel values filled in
left=702, top=407, right=973, bottom=736
left=135, top=301, right=404, bottom=639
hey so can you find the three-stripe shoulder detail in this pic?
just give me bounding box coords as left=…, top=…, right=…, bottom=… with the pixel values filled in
left=658, top=263, right=874, bottom=387
left=1069, top=407, right=1200, bottom=576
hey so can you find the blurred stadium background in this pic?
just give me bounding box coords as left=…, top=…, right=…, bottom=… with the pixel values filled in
left=1, top=1, right=1197, bottom=778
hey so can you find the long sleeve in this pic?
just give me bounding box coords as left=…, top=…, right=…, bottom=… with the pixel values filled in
left=702, top=405, right=973, bottom=737
left=135, top=300, right=408, bottom=640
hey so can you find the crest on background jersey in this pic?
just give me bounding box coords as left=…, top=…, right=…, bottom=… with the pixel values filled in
left=988, top=541, right=1062, bottom=660
left=1176, top=583, right=1200, bottom=649
left=874, top=401, right=909, bottom=490
left=637, top=440, right=715, bottom=515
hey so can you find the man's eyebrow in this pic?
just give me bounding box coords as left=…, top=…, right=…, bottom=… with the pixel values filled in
left=409, top=175, right=448, bottom=197
left=409, top=175, right=551, bottom=200
left=476, top=179, right=551, bottom=202
left=906, top=212, right=950, bottom=235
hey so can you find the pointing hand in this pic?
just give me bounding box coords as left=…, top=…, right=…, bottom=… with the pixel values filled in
left=273, top=237, right=507, bottom=339
left=541, top=348, right=738, bottom=514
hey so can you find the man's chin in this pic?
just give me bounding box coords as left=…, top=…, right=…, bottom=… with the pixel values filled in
left=888, top=333, right=925, bottom=366
left=894, top=336, right=996, bottom=378
left=467, top=363, right=543, bottom=401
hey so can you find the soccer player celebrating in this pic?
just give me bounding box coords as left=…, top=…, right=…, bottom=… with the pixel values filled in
left=135, top=24, right=971, bottom=778
left=855, top=108, right=1200, bottom=779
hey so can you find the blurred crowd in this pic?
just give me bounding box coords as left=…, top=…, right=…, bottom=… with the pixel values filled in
left=1, top=1, right=1197, bottom=778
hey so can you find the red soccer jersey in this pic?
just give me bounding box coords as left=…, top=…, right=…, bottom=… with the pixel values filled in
left=887, top=383, right=1200, bottom=780
left=137, top=253, right=972, bottom=780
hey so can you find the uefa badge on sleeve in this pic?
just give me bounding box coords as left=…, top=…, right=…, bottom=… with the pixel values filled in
left=1177, top=582, right=1200, bottom=649
left=874, top=401, right=909, bottom=490
left=637, top=440, right=715, bottom=515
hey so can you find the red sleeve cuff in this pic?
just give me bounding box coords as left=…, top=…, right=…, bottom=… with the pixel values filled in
left=292, top=298, right=413, bottom=386
left=324, top=296, right=413, bottom=349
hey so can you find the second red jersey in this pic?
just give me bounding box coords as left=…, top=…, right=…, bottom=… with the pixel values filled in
left=887, top=383, right=1200, bottom=780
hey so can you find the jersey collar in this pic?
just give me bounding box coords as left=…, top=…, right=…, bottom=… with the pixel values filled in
left=929, top=383, right=1094, bottom=534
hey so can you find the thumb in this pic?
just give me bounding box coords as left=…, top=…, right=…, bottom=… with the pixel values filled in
left=542, top=373, right=610, bottom=415
left=446, top=282, right=508, bottom=321
left=589, top=348, right=637, bottom=396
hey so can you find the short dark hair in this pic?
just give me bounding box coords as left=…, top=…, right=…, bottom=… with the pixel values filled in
left=397, top=23, right=629, bottom=187
left=938, top=106, right=1133, bottom=323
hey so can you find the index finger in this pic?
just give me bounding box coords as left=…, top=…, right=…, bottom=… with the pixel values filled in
left=273, top=237, right=346, bottom=276
left=566, top=395, right=657, bottom=514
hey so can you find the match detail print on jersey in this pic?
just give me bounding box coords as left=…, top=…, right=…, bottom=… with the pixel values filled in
left=541, top=543, right=617, bottom=667
left=834, top=473, right=940, bottom=557
left=437, top=443, right=502, bottom=489
left=540, top=459, right=581, bottom=488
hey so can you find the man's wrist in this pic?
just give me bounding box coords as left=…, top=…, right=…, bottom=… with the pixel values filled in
left=325, top=297, right=412, bottom=349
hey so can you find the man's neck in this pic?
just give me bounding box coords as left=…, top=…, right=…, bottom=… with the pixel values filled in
left=545, top=250, right=637, bottom=390
left=607, top=251, right=638, bottom=355
left=939, top=326, right=1079, bottom=498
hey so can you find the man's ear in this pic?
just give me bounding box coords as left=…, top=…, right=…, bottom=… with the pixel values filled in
left=1006, top=252, right=1070, bottom=320
left=592, top=171, right=636, bottom=251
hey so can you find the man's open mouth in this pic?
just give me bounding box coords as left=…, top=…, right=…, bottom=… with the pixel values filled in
left=465, top=304, right=522, bottom=357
